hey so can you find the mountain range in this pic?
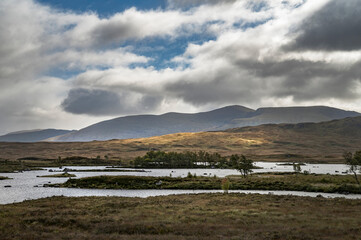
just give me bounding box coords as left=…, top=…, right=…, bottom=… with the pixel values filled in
left=1, top=116, right=361, bottom=162
left=0, top=105, right=360, bottom=142
left=0, top=129, right=74, bottom=143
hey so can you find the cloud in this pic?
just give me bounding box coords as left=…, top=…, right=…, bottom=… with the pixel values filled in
left=61, top=88, right=163, bottom=116
left=62, top=0, right=361, bottom=112
left=1, top=0, right=361, bottom=134
left=67, top=8, right=189, bottom=48
left=288, top=0, right=361, bottom=51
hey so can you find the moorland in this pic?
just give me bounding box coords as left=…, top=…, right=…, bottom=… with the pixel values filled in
left=1, top=194, right=360, bottom=240
left=56, top=173, right=361, bottom=194
left=1, top=116, right=361, bottom=164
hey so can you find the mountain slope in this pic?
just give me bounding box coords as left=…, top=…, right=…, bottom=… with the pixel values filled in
left=1, top=116, right=361, bottom=162
left=0, top=129, right=74, bottom=142
left=229, top=106, right=361, bottom=127
left=51, top=105, right=255, bottom=141
left=50, top=105, right=360, bottom=142
left=228, top=115, right=361, bottom=138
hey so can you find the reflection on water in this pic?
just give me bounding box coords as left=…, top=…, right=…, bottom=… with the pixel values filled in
left=0, top=162, right=358, bottom=204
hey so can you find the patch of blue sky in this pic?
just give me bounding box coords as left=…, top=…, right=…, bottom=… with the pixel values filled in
left=45, top=33, right=208, bottom=79
left=247, top=1, right=269, bottom=12
left=36, top=0, right=167, bottom=17
left=126, top=33, right=217, bottom=70
left=233, top=18, right=272, bottom=30
left=46, top=64, right=119, bottom=79
left=281, top=0, right=306, bottom=9
left=45, top=68, right=84, bottom=80
left=44, top=33, right=213, bottom=79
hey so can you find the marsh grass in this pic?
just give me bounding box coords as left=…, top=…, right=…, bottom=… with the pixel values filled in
left=0, top=159, right=44, bottom=173
left=0, top=194, right=360, bottom=239
left=58, top=173, right=361, bottom=194
left=0, top=157, right=121, bottom=173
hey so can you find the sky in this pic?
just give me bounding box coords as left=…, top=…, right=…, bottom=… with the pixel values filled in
left=1, top=0, right=361, bottom=134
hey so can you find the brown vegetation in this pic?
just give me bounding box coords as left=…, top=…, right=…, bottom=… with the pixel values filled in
left=58, top=173, right=361, bottom=194
left=0, top=194, right=360, bottom=239
left=0, top=118, right=360, bottom=163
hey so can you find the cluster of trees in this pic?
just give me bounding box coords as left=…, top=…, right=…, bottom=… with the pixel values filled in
left=230, top=154, right=254, bottom=177
left=134, top=151, right=227, bottom=168
left=133, top=151, right=253, bottom=173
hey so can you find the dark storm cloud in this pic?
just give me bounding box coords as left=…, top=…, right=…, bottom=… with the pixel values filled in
left=165, top=66, right=262, bottom=105
left=242, top=60, right=360, bottom=101
left=61, top=88, right=123, bottom=115
left=165, top=58, right=361, bottom=106
left=90, top=21, right=136, bottom=46
left=289, top=0, right=361, bottom=51
left=61, top=88, right=163, bottom=116
left=233, top=58, right=361, bottom=101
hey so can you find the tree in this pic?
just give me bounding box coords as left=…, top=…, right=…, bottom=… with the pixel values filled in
left=231, top=154, right=253, bottom=177
left=343, top=151, right=361, bottom=185
left=229, top=154, right=239, bottom=168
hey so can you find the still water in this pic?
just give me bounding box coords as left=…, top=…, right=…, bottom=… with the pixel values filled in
left=0, top=162, right=359, bottom=204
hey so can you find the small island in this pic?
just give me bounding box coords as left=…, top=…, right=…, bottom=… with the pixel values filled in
left=39, top=173, right=76, bottom=178
left=55, top=173, right=361, bottom=194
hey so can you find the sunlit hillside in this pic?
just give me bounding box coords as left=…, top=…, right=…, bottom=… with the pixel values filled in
left=1, top=117, right=360, bottom=163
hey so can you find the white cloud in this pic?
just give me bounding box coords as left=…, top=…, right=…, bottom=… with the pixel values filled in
left=0, top=0, right=361, bottom=133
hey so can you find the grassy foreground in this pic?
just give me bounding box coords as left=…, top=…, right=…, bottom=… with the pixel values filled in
left=0, top=194, right=360, bottom=239
left=58, top=173, right=361, bottom=194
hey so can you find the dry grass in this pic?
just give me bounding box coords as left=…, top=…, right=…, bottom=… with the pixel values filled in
left=0, top=121, right=360, bottom=163
left=58, top=174, right=361, bottom=194
left=0, top=194, right=360, bottom=239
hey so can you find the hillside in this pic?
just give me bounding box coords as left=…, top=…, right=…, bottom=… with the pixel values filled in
left=49, top=105, right=360, bottom=142
left=1, top=116, right=361, bottom=163
left=50, top=105, right=255, bottom=141
left=0, top=129, right=74, bottom=142
left=229, top=106, right=361, bottom=127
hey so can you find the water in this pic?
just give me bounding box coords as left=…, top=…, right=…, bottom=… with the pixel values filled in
left=0, top=162, right=358, bottom=204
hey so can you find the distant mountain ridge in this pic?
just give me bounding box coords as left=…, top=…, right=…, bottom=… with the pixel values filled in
left=0, top=129, right=74, bottom=142
left=48, top=105, right=254, bottom=142
left=227, top=106, right=361, bottom=128
left=2, top=116, right=361, bottom=162
left=49, top=105, right=360, bottom=142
